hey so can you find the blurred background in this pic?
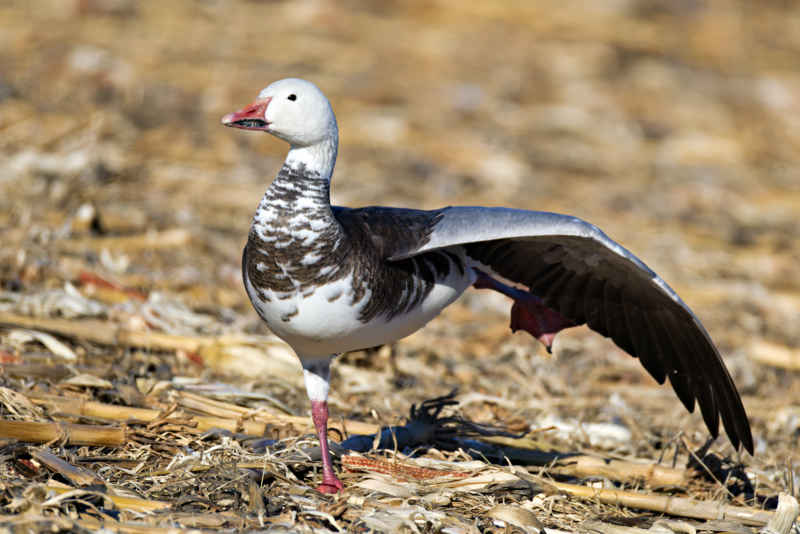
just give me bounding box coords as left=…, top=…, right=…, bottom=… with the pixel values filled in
left=1, top=0, right=800, bottom=464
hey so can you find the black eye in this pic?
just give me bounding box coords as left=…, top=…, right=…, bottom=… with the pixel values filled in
left=288, top=94, right=296, bottom=101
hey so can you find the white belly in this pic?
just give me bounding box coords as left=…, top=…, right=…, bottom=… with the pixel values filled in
left=245, top=247, right=475, bottom=357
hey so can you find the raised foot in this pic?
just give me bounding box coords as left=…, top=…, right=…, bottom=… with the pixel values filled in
left=316, top=476, right=344, bottom=494
left=510, top=298, right=575, bottom=353
left=473, top=269, right=575, bottom=353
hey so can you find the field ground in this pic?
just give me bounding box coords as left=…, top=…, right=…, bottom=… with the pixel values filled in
left=1, top=0, right=800, bottom=532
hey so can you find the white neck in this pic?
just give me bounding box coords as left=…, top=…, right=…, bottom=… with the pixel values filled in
left=284, top=134, right=338, bottom=181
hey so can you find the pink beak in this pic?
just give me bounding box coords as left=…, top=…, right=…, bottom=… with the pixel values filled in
left=221, top=97, right=272, bottom=131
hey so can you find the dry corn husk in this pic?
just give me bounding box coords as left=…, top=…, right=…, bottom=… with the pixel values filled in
left=60, top=373, right=114, bottom=389
left=3, top=329, right=77, bottom=360
left=759, top=492, right=799, bottom=534
left=486, top=505, right=546, bottom=534
left=0, top=387, right=47, bottom=421
left=354, top=476, right=418, bottom=499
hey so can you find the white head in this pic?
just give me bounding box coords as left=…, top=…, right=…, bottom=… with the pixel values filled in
left=222, top=79, right=338, bottom=148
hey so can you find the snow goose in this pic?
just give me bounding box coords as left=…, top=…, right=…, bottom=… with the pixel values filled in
left=222, top=78, right=753, bottom=493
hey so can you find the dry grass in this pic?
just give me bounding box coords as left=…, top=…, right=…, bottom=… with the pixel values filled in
left=1, top=0, right=800, bottom=532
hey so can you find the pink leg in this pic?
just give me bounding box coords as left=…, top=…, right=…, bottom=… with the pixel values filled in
left=473, top=269, right=575, bottom=353
left=301, top=360, right=344, bottom=494
left=311, top=399, right=344, bottom=494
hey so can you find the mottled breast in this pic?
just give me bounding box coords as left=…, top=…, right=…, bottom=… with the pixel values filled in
left=243, top=201, right=466, bottom=325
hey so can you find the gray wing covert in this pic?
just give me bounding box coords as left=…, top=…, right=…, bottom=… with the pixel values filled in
left=396, top=206, right=753, bottom=454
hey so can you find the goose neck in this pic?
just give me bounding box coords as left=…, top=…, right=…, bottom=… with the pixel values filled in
left=285, top=134, right=338, bottom=183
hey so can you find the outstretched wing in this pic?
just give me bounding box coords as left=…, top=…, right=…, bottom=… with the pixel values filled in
left=382, top=205, right=752, bottom=454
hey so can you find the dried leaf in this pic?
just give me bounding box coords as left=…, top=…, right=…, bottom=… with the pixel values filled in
left=0, top=387, right=47, bottom=421
left=486, top=505, right=545, bottom=534
left=61, top=373, right=114, bottom=389
left=5, top=329, right=77, bottom=360
left=354, top=476, right=418, bottom=498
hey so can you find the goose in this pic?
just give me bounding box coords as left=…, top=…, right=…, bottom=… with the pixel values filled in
left=221, top=78, right=753, bottom=494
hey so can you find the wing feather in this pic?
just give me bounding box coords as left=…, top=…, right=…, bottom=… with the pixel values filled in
left=558, top=272, right=591, bottom=322
left=541, top=268, right=577, bottom=308
left=658, top=309, right=704, bottom=418
left=581, top=277, right=611, bottom=338
left=382, top=205, right=752, bottom=453
left=604, top=283, right=636, bottom=358
left=621, top=290, right=666, bottom=384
